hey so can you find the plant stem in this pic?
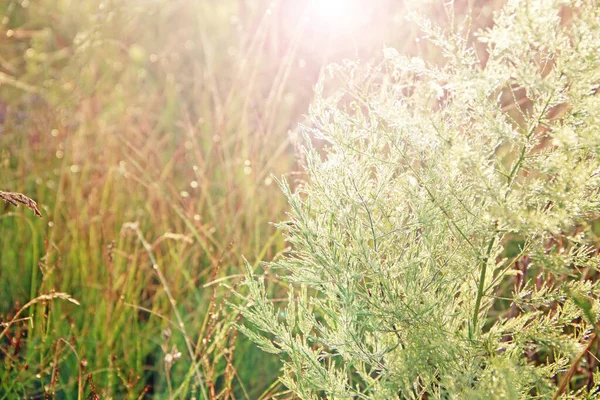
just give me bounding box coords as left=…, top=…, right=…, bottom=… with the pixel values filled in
left=131, top=225, right=209, bottom=399
left=471, top=226, right=497, bottom=340
left=552, top=332, right=597, bottom=400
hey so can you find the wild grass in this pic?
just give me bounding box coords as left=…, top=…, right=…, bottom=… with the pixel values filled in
left=0, top=190, right=42, bottom=217
left=0, top=0, right=408, bottom=398
left=0, top=0, right=297, bottom=396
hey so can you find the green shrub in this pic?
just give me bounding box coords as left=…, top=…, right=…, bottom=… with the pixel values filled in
left=238, top=0, right=600, bottom=398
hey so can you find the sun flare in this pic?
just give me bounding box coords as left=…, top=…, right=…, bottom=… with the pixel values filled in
left=309, top=0, right=363, bottom=31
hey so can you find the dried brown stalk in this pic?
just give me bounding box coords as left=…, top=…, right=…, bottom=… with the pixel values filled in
left=0, top=190, right=42, bottom=217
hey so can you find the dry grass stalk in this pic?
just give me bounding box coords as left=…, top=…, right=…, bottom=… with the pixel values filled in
left=0, top=190, right=42, bottom=217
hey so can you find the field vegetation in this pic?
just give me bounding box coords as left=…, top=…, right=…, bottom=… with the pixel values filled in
left=2, top=0, right=599, bottom=399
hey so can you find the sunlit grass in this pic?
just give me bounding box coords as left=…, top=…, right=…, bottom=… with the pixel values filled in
left=0, top=0, right=301, bottom=397
left=0, top=0, right=443, bottom=397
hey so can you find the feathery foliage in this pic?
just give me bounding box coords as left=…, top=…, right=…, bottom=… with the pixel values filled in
left=239, top=0, right=600, bottom=398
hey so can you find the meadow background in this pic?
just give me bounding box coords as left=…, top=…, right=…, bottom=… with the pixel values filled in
left=0, top=0, right=500, bottom=398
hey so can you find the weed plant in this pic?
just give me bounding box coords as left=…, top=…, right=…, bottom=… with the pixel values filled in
left=239, top=0, right=600, bottom=398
